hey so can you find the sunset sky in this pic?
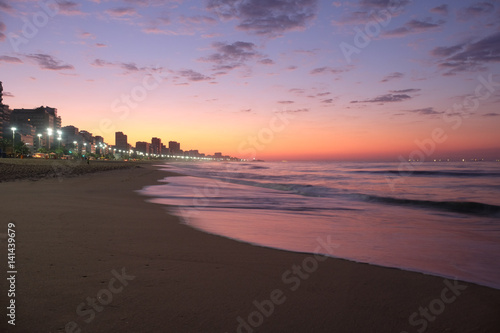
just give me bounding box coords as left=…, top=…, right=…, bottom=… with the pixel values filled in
left=1, top=0, right=499, bottom=161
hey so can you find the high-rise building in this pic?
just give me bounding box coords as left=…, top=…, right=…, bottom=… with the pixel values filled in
left=61, top=125, right=79, bottom=146
left=10, top=106, right=61, bottom=146
left=79, top=130, right=93, bottom=144
left=1, top=106, right=11, bottom=140
left=0, top=82, right=13, bottom=140
left=161, top=144, right=169, bottom=154
left=135, top=141, right=150, bottom=154
left=0, top=81, right=4, bottom=139
left=169, top=141, right=180, bottom=154
left=94, top=136, right=104, bottom=145
left=151, top=137, right=161, bottom=155
left=115, top=131, right=128, bottom=151
left=14, top=123, right=35, bottom=152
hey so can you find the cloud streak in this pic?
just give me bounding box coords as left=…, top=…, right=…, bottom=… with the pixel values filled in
left=332, top=0, right=411, bottom=25
left=310, top=66, right=344, bottom=75
left=406, top=107, right=443, bottom=115
left=457, top=2, right=495, bottom=21
left=91, top=58, right=161, bottom=74
left=177, top=69, right=213, bottom=82
left=26, top=54, right=74, bottom=71
left=200, top=41, right=262, bottom=71
left=431, top=31, right=500, bottom=75
left=380, top=72, right=404, bottom=82
left=207, top=0, right=319, bottom=37
left=351, top=93, right=412, bottom=104
left=0, top=55, right=23, bottom=63
left=57, top=1, right=85, bottom=16
left=384, top=18, right=445, bottom=37
left=106, top=7, right=138, bottom=18
left=430, top=4, right=448, bottom=16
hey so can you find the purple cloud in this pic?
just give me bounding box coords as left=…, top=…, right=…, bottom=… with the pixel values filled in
left=457, top=2, right=495, bottom=21
left=384, top=18, right=445, bottom=37
left=430, top=4, right=448, bottom=15
left=106, top=7, right=137, bottom=18
left=26, top=54, right=74, bottom=71
left=310, top=66, right=344, bottom=75
left=351, top=93, right=412, bottom=104
left=200, top=41, right=261, bottom=71
left=178, top=69, right=213, bottom=82
left=207, top=0, right=319, bottom=37
left=380, top=72, right=404, bottom=82
left=431, top=32, right=500, bottom=75
left=0, top=55, right=22, bottom=63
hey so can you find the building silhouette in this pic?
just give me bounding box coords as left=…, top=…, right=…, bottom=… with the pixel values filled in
left=0, top=81, right=11, bottom=140
left=61, top=125, right=79, bottom=146
left=115, top=131, right=128, bottom=151
left=151, top=137, right=161, bottom=155
left=10, top=106, right=61, bottom=148
left=0, top=81, right=4, bottom=139
left=135, top=141, right=150, bottom=155
left=169, top=141, right=180, bottom=154
left=161, top=143, right=169, bottom=154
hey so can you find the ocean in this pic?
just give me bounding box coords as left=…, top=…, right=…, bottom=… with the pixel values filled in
left=138, top=161, right=500, bottom=290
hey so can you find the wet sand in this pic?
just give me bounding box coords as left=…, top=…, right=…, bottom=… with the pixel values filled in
left=0, top=163, right=499, bottom=332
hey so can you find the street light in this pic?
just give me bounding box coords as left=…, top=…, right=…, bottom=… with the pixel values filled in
left=57, top=130, right=62, bottom=148
left=11, top=127, right=16, bottom=156
left=47, top=128, right=53, bottom=150
left=37, top=133, right=42, bottom=150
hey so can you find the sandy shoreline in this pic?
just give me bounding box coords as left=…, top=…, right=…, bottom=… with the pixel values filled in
left=1, top=163, right=499, bottom=332
left=0, top=158, right=145, bottom=183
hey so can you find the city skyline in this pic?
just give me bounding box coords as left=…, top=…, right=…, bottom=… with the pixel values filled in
left=1, top=0, right=500, bottom=161
left=2, top=95, right=233, bottom=159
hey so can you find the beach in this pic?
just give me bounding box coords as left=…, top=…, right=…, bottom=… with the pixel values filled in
left=1, top=162, right=499, bottom=332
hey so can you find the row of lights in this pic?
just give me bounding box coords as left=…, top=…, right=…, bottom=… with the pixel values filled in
left=112, top=149, right=235, bottom=161
left=12, top=127, right=89, bottom=153
left=10, top=128, right=241, bottom=161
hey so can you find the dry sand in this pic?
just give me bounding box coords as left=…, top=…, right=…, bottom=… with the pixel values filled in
left=0, top=158, right=138, bottom=182
left=0, top=163, right=499, bottom=332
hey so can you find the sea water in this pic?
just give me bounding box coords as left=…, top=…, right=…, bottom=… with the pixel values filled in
left=139, top=161, right=500, bottom=289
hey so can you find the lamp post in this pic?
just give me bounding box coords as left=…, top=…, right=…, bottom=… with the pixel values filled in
left=11, top=127, right=16, bottom=156
left=47, top=128, right=53, bottom=150
left=37, top=133, right=42, bottom=151
left=57, top=130, right=62, bottom=148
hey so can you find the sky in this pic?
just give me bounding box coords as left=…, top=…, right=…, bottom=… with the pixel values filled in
left=1, top=0, right=499, bottom=161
